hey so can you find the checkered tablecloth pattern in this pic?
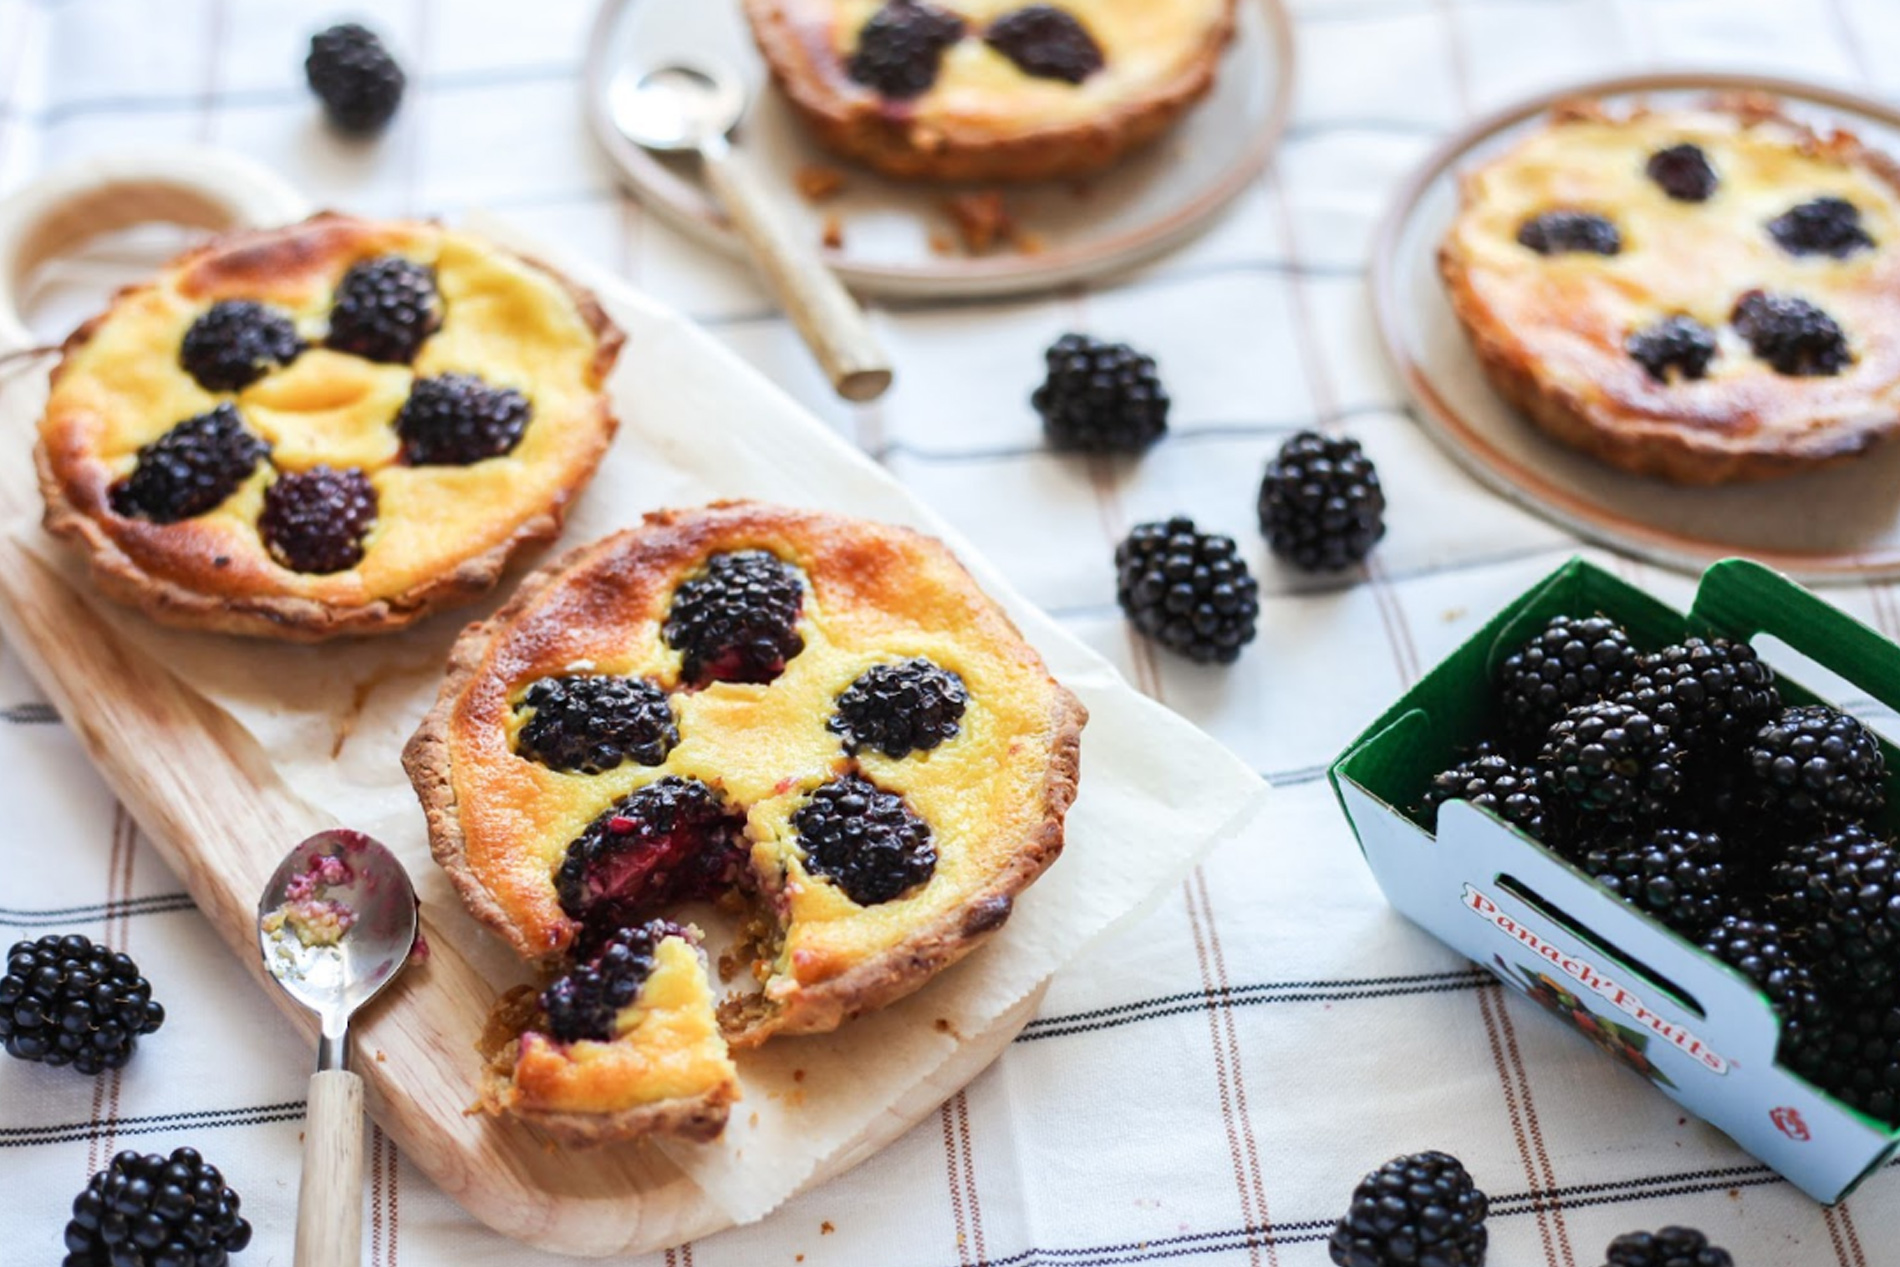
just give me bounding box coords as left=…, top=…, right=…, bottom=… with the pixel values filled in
left=5, top=0, right=1900, bottom=1263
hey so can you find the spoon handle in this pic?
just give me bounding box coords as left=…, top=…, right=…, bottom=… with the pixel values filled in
left=700, top=138, right=893, bottom=403
left=295, top=1069, right=365, bottom=1267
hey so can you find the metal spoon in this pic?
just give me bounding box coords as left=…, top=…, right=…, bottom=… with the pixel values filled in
left=258, top=830, right=418, bottom=1267
left=607, top=57, right=894, bottom=403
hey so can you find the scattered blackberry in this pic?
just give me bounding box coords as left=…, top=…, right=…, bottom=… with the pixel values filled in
left=515, top=675, right=677, bottom=774
left=108, top=405, right=268, bottom=524
left=985, top=5, right=1104, bottom=83
left=396, top=373, right=531, bottom=465
left=1114, top=517, right=1259, bottom=664
left=1745, top=704, right=1886, bottom=826
left=1802, top=982, right=1900, bottom=1125
left=828, top=659, right=968, bottom=758
left=1600, top=1227, right=1733, bottom=1267
left=305, top=23, right=405, bottom=134
left=1495, top=615, right=1641, bottom=751
left=1517, top=210, right=1621, bottom=256
left=63, top=1147, right=251, bottom=1267
left=1328, top=1150, right=1489, bottom=1267
left=1539, top=699, right=1684, bottom=822
left=1731, top=290, right=1851, bottom=377
left=1626, top=316, right=1717, bottom=383
left=1257, top=431, right=1386, bottom=572
left=1767, top=196, right=1875, bottom=259
left=1645, top=144, right=1718, bottom=202
left=1424, top=754, right=1550, bottom=841
left=1032, top=333, right=1169, bottom=454
left=847, top=0, right=966, bottom=99
left=1581, top=827, right=1730, bottom=938
left=1616, top=637, right=1778, bottom=750
left=539, top=920, right=681, bottom=1044
left=1698, top=914, right=1832, bottom=1075
left=178, top=300, right=304, bottom=392
left=326, top=255, right=441, bottom=364
left=663, top=550, right=806, bottom=685
left=794, top=775, right=938, bottom=906
left=259, top=465, right=377, bottom=574
left=0, top=934, right=163, bottom=1074
left=555, top=778, right=745, bottom=945
left=1773, top=825, right=1900, bottom=989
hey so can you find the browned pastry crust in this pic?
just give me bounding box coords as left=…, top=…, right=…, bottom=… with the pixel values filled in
left=36, top=214, right=624, bottom=639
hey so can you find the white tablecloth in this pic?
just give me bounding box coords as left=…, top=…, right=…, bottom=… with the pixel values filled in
left=4, top=0, right=1899, bottom=1263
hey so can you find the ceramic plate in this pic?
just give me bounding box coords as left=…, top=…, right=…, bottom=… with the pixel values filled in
left=583, top=0, right=1294, bottom=298
left=1373, top=72, right=1900, bottom=585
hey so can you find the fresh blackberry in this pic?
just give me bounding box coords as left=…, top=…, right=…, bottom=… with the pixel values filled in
left=1032, top=333, right=1169, bottom=454
left=1257, top=431, right=1386, bottom=572
left=305, top=23, right=405, bottom=134
left=1745, top=704, right=1886, bottom=826
left=62, top=1146, right=251, bottom=1267
left=1773, top=825, right=1900, bottom=989
left=847, top=1, right=966, bottom=99
left=794, top=775, right=938, bottom=906
left=1517, top=210, right=1621, bottom=256
left=1539, top=699, right=1684, bottom=822
left=0, top=934, right=164, bottom=1074
left=515, top=675, right=677, bottom=774
left=1582, top=827, right=1731, bottom=938
left=539, top=920, right=683, bottom=1044
left=108, top=405, right=268, bottom=524
left=1328, top=1150, right=1488, bottom=1267
left=179, top=300, right=304, bottom=392
left=396, top=373, right=531, bottom=465
left=1424, top=755, right=1550, bottom=841
left=1767, top=196, right=1875, bottom=259
left=1731, top=290, right=1851, bottom=377
left=1495, top=615, right=1640, bottom=751
left=555, top=778, right=745, bottom=945
left=985, top=5, right=1104, bottom=83
left=1802, top=982, right=1900, bottom=1125
left=326, top=255, right=441, bottom=364
left=1626, top=316, right=1717, bottom=383
left=1113, top=516, right=1260, bottom=665
left=828, top=659, right=968, bottom=758
left=663, top=550, right=806, bottom=685
left=1699, top=914, right=1832, bottom=1075
left=260, top=465, right=377, bottom=574
left=1616, top=637, right=1778, bottom=750
left=1645, top=144, right=1718, bottom=202
left=1600, top=1227, right=1733, bottom=1267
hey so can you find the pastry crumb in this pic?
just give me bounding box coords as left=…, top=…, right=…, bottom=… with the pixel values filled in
left=928, top=230, right=958, bottom=256
left=941, top=191, right=1020, bottom=255
left=821, top=1221, right=836, bottom=1235
left=821, top=214, right=845, bottom=250
left=792, top=1068, right=805, bottom=1082
left=795, top=164, right=847, bottom=202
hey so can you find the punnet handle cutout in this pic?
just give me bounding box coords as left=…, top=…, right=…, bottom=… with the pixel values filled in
left=1693, top=558, right=1900, bottom=715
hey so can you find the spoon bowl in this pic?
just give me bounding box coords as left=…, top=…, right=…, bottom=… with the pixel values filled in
left=610, top=60, right=747, bottom=153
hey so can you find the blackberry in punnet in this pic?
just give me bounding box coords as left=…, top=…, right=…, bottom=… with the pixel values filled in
left=1617, top=637, right=1778, bottom=750
left=326, top=255, right=441, bottom=364
left=539, top=920, right=682, bottom=1044
left=260, top=465, right=377, bottom=574
left=396, top=373, right=532, bottom=465
left=847, top=0, right=966, bottom=99
left=0, top=934, right=163, bottom=1074
left=1626, top=316, right=1717, bottom=383
left=515, top=675, right=677, bottom=774
left=1767, top=196, right=1875, bottom=258
left=306, top=22, right=405, bottom=134
left=63, top=1146, right=252, bottom=1267
left=1698, top=914, right=1832, bottom=1076
left=1257, top=431, right=1386, bottom=572
left=108, top=405, right=268, bottom=524
left=1803, top=983, right=1900, bottom=1125
left=1328, top=1150, right=1488, bottom=1267
left=1495, top=615, right=1640, bottom=752
left=556, top=778, right=746, bottom=945
left=1745, top=703, right=1886, bottom=826
left=1032, top=333, right=1169, bottom=454
left=1645, top=144, right=1718, bottom=202
left=179, top=300, right=304, bottom=392
left=1517, top=210, right=1621, bottom=256
left=1773, top=825, right=1900, bottom=989
left=1114, top=516, right=1260, bottom=664
left=794, top=775, right=938, bottom=906
left=1539, top=699, right=1684, bottom=822
left=985, top=5, right=1104, bottom=83
left=1423, top=754, right=1550, bottom=842
left=829, top=658, right=968, bottom=758
left=663, top=550, right=806, bottom=686
left=1582, top=827, right=1731, bottom=938
left=1600, top=1227, right=1733, bottom=1267
left=1732, top=290, right=1851, bottom=377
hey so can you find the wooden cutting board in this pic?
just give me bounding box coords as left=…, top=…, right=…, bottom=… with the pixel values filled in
left=0, top=152, right=1041, bottom=1256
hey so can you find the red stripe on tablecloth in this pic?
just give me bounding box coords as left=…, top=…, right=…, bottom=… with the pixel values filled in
left=1183, top=877, right=1264, bottom=1266
left=1838, top=1203, right=1868, bottom=1267
left=1493, top=993, right=1575, bottom=1267
left=954, top=1090, right=990, bottom=1265
left=941, top=1100, right=973, bottom=1266
left=1477, top=985, right=1560, bottom=1264
left=1822, top=1205, right=1854, bottom=1267
left=371, top=1124, right=386, bottom=1266
left=387, top=1127, right=401, bottom=1265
